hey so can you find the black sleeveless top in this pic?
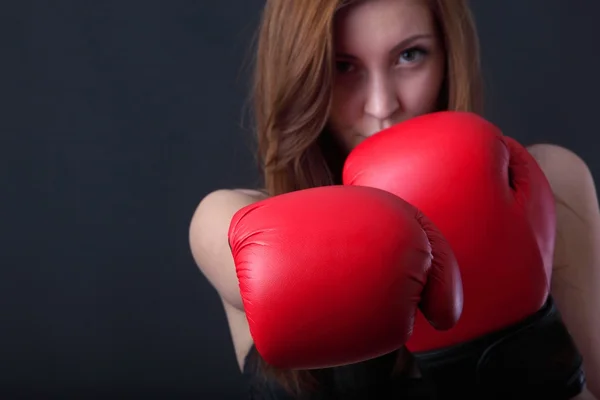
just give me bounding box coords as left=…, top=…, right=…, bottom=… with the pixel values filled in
left=242, top=346, right=435, bottom=399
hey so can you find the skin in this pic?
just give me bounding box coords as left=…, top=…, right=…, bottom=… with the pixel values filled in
left=189, top=0, right=600, bottom=397
left=329, top=0, right=445, bottom=149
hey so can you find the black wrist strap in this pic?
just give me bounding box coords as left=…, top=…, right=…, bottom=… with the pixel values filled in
left=413, top=296, right=585, bottom=399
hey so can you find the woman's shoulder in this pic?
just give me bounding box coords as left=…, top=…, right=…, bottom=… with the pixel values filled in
left=230, top=188, right=270, bottom=201
left=192, top=188, right=269, bottom=219
left=188, top=188, right=269, bottom=309
left=189, top=187, right=269, bottom=257
left=527, top=143, right=598, bottom=216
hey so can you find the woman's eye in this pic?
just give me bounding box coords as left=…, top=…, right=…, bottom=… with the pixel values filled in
left=397, top=47, right=427, bottom=64
left=336, top=61, right=356, bottom=74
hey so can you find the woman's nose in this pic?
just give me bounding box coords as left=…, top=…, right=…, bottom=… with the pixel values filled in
left=364, top=72, right=400, bottom=121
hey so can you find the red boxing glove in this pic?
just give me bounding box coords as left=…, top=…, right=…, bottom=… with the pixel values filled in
left=343, top=111, right=555, bottom=351
left=228, top=185, right=462, bottom=370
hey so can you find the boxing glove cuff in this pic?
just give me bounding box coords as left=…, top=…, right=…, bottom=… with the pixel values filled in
left=413, top=296, right=585, bottom=399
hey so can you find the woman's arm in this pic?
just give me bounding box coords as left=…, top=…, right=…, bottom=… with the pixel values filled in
left=528, top=144, right=600, bottom=397
left=575, top=387, right=599, bottom=400
left=189, top=189, right=267, bottom=310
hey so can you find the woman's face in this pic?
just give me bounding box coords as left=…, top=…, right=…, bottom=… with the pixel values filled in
left=329, top=0, right=445, bottom=151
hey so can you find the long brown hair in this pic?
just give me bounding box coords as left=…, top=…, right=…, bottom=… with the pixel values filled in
left=249, top=0, right=484, bottom=395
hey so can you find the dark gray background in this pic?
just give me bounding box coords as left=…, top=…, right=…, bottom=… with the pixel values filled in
left=1, top=1, right=598, bottom=398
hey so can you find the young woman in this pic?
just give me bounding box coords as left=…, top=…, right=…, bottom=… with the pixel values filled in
left=189, top=0, right=600, bottom=398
